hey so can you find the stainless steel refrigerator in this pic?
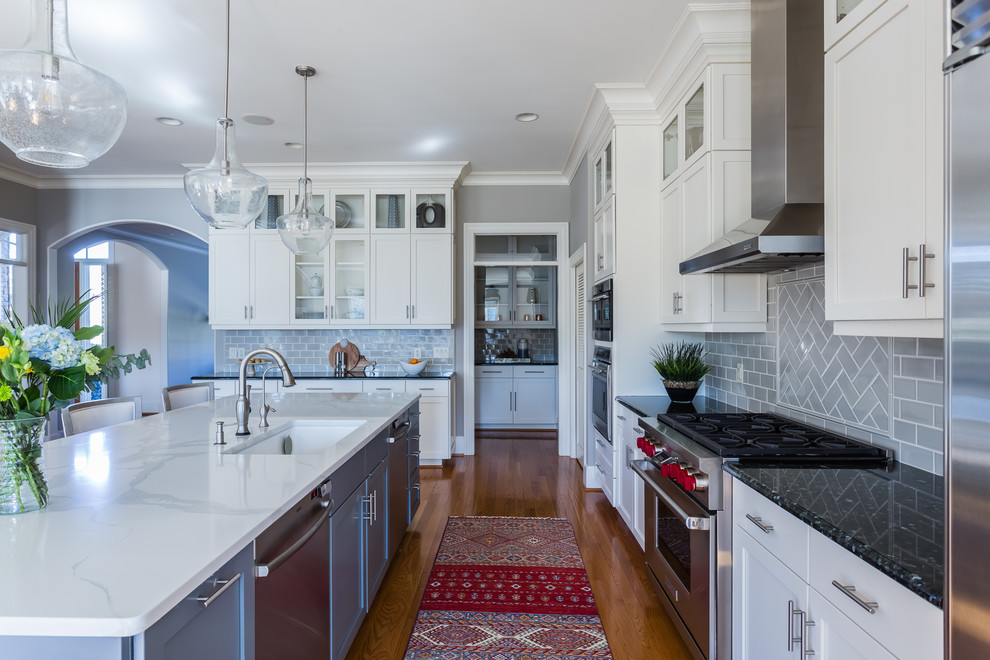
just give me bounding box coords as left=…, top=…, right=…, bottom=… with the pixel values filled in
left=945, top=4, right=990, bottom=657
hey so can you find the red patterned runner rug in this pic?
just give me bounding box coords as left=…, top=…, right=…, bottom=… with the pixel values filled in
left=403, top=516, right=613, bottom=659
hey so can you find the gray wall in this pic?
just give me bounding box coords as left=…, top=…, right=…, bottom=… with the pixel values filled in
left=0, top=178, right=38, bottom=227
left=453, top=184, right=571, bottom=436
left=569, top=158, right=589, bottom=256
left=36, top=187, right=207, bottom=298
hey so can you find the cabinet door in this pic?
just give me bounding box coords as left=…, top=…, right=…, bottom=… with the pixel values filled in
left=210, top=233, right=251, bottom=325
left=291, top=250, right=329, bottom=324
left=808, top=590, right=896, bottom=660
left=512, top=377, right=557, bottom=425
left=330, top=484, right=366, bottom=660
left=475, top=377, right=513, bottom=425
left=824, top=0, right=942, bottom=323
left=412, top=234, right=453, bottom=324
left=294, top=379, right=364, bottom=393
left=661, top=156, right=712, bottom=324
left=733, top=527, right=810, bottom=660
left=365, top=459, right=389, bottom=601
left=593, top=197, right=615, bottom=281
left=138, top=544, right=254, bottom=660
left=371, top=235, right=412, bottom=323
left=251, top=235, right=291, bottom=325
left=330, top=237, right=370, bottom=323
left=417, top=395, right=450, bottom=461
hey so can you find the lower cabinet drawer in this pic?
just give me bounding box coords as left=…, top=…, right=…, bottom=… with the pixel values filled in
left=406, top=380, right=450, bottom=396
left=295, top=380, right=364, bottom=393
left=734, top=481, right=810, bottom=580
left=808, top=529, right=942, bottom=660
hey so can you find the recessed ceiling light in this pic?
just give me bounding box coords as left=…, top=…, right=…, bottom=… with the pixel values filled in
left=242, top=114, right=275, bottom=126
left=155, top=117, right=183, bottom=126
left=515, top=112, right=539, bottom=122
left=284, top=142, right=304, bottom=149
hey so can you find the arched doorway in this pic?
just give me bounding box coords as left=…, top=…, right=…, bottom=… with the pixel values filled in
left=48, top=221, right=211, bottom=413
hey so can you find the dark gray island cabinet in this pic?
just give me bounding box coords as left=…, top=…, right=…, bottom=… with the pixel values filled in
left=0, top=395, right=422, bottom=660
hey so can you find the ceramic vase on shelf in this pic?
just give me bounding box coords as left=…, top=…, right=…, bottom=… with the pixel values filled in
left=0, top=417, right=48, bottom=515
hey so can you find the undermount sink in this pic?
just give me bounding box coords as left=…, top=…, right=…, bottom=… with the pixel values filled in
left=225, top=420, right=366, bottom=455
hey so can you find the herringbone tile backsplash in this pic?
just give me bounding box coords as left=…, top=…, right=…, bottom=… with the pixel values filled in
left=705, top=265, right=944, bottom=475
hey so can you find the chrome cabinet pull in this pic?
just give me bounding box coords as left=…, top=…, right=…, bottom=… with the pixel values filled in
left=902, top=247, right=919, bottom=298
left=672, top=292, right=683, bottom=314
left=330, top=305, right=335, bottom=318
left=745, top=513, right=774, bottom=534
left=411, top=305, right=415, bottom=319
left=832, top=580, right=878, bottom=614
left=325, top=305, right=329, bottom=318
left=244, top=305, right=248, bottom=319
left=194, top=573, right=242, bottom=608
left=788, top=601, right=816, bottom=656
left=919, top=243, right=935, bottom=297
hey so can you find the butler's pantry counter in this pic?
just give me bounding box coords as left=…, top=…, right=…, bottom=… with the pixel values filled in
left=0, top=391, right=417, bottom=648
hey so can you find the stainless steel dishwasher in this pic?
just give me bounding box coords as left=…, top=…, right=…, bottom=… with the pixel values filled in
left=254, top=475, right=332, bottom=660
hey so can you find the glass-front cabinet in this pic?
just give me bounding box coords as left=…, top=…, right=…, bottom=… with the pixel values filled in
left=330, top=190, right=369, bottom=232
left=330, top=238, right=369, bottom=322
left=252, top=190, right=291, bottom=231
left=475, top=265, right=555, bottom=328
left=663, top=116, right=679, bottom=180
left=290, top=237, right=369, bottom=324
left=662, top=80, right=706, bottom=182
left=593, top=133, right=614, bottom=210
left=473, top=234, right=557, bottom=328
left=372, top=191, right=408, bottom=231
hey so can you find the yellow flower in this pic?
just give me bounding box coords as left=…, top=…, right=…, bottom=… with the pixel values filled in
left=0, top=346, right=9, bottom=360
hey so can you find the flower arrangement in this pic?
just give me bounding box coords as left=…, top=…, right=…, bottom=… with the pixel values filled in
left=0, top=295, right=150, bottom=514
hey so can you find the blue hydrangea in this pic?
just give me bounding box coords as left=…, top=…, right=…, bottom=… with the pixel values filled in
left=20, top=324, right=83, bottom=369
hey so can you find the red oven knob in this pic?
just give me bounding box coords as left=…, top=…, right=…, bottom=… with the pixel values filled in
left=637, top=436, right=646, bottom=452
left=683, top=474, right=698, bottom=491
left=675, top=465, right=688, bottom=485
left=660, top=463, right=673, bottom=478
left=644, top=444, right=656, bottom=458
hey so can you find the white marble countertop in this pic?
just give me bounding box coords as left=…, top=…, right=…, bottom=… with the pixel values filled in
left=0, top=391, right=417, bottom=638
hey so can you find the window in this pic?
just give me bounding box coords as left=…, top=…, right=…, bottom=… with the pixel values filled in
left=0, top=219, right=34, bottom=325
left=74, top=242, right=110, bottom=347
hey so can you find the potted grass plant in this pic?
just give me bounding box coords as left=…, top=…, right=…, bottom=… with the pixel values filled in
left=650, top=342, right=710, bottom=403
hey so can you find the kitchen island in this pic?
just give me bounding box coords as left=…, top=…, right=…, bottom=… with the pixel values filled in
left=0, top=391, right=418, bottom=657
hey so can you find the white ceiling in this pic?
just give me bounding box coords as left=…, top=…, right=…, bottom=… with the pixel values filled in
left=0, top=0, right=734, bottom=181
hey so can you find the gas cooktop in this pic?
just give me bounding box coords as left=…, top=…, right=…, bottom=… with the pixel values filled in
left=655, top=412, right=893, bottom=461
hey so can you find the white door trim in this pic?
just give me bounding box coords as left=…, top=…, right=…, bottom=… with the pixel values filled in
left=568, top=244, right=587, bottom=462
left=462, top=222, right=570, bottom=456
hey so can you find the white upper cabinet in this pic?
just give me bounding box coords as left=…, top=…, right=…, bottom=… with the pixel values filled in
left=823, top=0, right=944, bottom=338
left=207, top=173, right=458, bottom=329
left=824, top=0, right=888, bottom=51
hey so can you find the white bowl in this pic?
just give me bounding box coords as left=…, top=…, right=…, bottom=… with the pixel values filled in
left=400, top=360, right=428, bottom=375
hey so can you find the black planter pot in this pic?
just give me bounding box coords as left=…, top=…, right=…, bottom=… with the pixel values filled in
left=663, top=380, right=701, bottom=403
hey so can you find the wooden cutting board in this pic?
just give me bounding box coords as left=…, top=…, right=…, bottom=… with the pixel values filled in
left=328, top=339, right=360, bottom=372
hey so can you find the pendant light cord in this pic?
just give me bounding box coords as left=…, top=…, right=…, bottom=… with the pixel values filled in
left=303, top=72, right=309, bottom=181
left=224, top=0, right=231, bottom=120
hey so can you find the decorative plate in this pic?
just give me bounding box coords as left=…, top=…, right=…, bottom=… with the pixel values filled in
left=416, top=201, right=445, bottom=228
left=334, top=200, right=351, bottom=228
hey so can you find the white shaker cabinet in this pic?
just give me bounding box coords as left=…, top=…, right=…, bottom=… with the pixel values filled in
left=823, top=0, right=944, bottom=337
left=210, top=233, right=291, bottom=327
left=660, top=152, right=766, bottom=331
left=371, top=234, right=453, bottom=326
left=613, top=406, right=645, bottom=549
left=475, top=365, right=557, bottom=428
left=733, top=480, right=942, bottom=659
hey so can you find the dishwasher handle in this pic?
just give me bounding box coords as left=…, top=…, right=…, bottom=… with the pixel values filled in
left=255, top=498, right=331, bottom=578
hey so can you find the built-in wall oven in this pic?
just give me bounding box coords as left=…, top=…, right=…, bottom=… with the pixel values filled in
left=590, top=346, right=611, bottom=442
left=591, top=279, right=613, bottom=343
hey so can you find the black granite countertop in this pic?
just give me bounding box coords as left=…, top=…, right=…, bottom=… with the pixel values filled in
left=193, top=370, right=454, bottom=380
left=725, top=462, right=943, bottom=608
left=615, top=395, right=743, bottom=418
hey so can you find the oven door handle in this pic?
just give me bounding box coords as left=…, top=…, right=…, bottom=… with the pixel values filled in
left=631, top=460, right=710, bottom=531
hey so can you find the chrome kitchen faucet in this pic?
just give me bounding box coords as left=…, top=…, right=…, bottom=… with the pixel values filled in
left=236, top=348, right=296, bottom=435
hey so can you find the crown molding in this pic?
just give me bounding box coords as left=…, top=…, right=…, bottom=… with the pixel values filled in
left=565, top=3, right=750, bottom=185
left=460, top=171, right=569, bottom=187
left=0, top=161, right=472, bottom=190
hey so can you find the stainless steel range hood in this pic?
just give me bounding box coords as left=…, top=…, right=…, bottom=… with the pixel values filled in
left=679, top=0, right=824, bottom=275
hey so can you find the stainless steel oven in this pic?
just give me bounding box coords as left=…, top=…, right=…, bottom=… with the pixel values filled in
left=590, top=346, right=611, bottom=442
left=632, top=459, right=717, bottom=660
left=591, top=279, right=613, bottom=343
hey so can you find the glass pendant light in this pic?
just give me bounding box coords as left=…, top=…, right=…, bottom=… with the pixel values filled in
left=276, top=66, right=333, bottom=255
left=183, top=0, right=267, bottom=229
left=0, top=0, right=127, bottom=168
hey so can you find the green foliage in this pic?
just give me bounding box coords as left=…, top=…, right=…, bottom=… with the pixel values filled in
left=650, top=342, right=710, bottom=383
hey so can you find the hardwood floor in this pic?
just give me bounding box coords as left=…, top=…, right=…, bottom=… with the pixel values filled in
left=344, top=435, right=694, bottom=660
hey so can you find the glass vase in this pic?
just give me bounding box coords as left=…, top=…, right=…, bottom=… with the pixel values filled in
left=0, top=417, right=49, bottom=515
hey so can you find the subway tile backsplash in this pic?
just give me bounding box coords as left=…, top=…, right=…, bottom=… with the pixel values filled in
left=216, top=329, right=455, bottom=373
left=474, top=328, right=558, bottom=363
left=705, top=265, right=944, bottom=475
